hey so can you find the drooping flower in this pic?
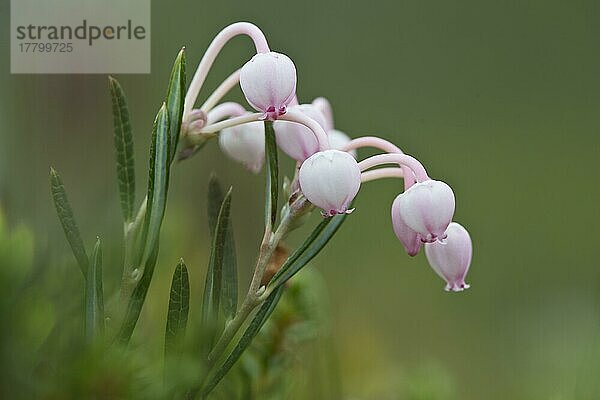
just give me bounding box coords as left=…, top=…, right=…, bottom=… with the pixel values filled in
left=392, top=180, right=455, bottom=243
left=274, top=104, right=327, bottom=161
left=424, top=222, right=472, bottom=292
left=299, top=150, right=361, bottom=216
left=240, top=52, right=297, bottom=120
left=391, top=194, right=422, bottom=256
left=219, top=118, right=265, bottom=173
left=328, top=129, right=357, bottom=158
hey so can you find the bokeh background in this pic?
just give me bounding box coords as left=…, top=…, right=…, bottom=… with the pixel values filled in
left=1, top=0, right=600, bottom=399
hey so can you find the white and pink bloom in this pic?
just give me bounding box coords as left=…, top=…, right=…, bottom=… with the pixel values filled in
left=240, top=52, right=297, bottom=120
left=219, top=119, right=265, bottom=174
left=391, top=180, right=455, bottom=244
left=299, top=150, right=361, bottom=216
left=274, top=104, right=327, bottom=161
left=425, top=222, right=472, bottom=292
left=182, top=22, right=473, bottom=293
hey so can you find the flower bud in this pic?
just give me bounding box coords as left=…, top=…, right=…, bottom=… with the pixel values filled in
left=240, top=52, right=297, bottom=119
left=424, top=222, right=472, bottom=292
left=218, top=119, right=265, bottom=173
left=328, top=129, right=357, bottom=158
left=391, top=194, right=422, bottom=256
left=299, top=150, right=361, bottom=216
left=393, top=180, right=455, bottom=243
left=274, top=104, right=327, bottom=161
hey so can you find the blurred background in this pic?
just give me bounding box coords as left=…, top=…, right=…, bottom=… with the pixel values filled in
left=1, top=0, right=599, bottom=398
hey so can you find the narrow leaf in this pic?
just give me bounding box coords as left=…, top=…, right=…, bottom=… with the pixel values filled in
left=85, top=237, right=104, bottom=341
left=109, top=76, right=136, bottom=222
left=165, top=48, right=186, bottom=164
left=202, top=188, right=233, bottom=334
left=140, top=103, right=171, bottom=265
left=165, top=259, right=190, bottom=358
left=207, top=175, right=238, bottom=319
left=264, top=121, right=278, bottom=228
left=207, top=174, right=224, bottom=237
left=268, top=212, right=348, bottom=290
left=201, top=286, right=285, bottom=396
left=116, top=104, right=171, bottom=344
left=50, top=167, right=88, bottom=278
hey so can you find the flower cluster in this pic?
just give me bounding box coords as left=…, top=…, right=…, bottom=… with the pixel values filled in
left=182, top=22, right=472, bottom=292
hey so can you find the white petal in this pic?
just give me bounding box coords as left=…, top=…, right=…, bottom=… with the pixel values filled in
left=299, top=150, right=361, bottom=215
left=425, top=222, right=472, bottom=291
left=274, top=104, right=327, bottom=161
left=219, top=121, right=265, bottom=173
left=391, top=194, right=422, bottom=256
left=240, top=52, right=297, bottom=113
left=397, top=180, right=455, bottom=241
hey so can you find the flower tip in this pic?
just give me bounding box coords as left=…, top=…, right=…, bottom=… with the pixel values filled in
left=444, top=281, right=470, bottom=292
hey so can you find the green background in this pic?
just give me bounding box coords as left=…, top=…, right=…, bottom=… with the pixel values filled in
left=1, top=0, right=599, bottom=398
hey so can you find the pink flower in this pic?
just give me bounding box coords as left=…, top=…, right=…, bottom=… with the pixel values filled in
left=391, top=194, right=422, bottom=256
left=392, top=180, right=455, bottom=243
left=219, top=118, right=265, bottom=174
left=424, top=222, right=472, bottom=292
left=274, top=104, right=327, bottom=161
left=240, top=52, right=297, bottom=120
left=299, top=150, right=361, bottom=216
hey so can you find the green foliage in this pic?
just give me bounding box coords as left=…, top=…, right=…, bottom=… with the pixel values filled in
left=207, top=175, right=238, bottom=320
left=201, top=286, right=285, bottom=396
left=165, top=48, right=186, bottom=164
left=50, top=167, right=89, bottom=278
left=117, top=104, right=171, bottom=344
left=268, top=211, right=348, bottom=290
left=41, top=47, right=353, bottom=400
left=109, top=76, right=136, bottom=223
left=165, top=259, right=190, bottom=358
left=85, top=237, right=104, bottom=341
left=202, top=185, right=233, bottom=346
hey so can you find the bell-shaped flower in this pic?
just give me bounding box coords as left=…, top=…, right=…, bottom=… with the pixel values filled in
left=240, top=52, right=297, bottom=120
left=424, top=222, right=472, bottom=292
left=327, top=129, right=357, bottom=158
left=393, top=180, right=455, bottom=243
left=391, top=194, right=422, bottom=256
left=274, top=104, right=327, bottom=161
left=299, top=150, right=361, bottom=216
left=219, top=118, right=265, bottom=173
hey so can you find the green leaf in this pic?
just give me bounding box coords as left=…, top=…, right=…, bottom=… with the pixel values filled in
left=201, top=286, right=285, bottom=396
left=109, top=76, right=136, bottom=222
left=165, top=259, right=190, bottom=358
left=207, top=175, right=238, bottom=319
left=85, top=237, right=104, bottom=341
left=268, top=212, right=348, bottom=290
left=49, top=167, right=88, bottom=278
left=264, top=121, right=278, bottom=228
left=165, top=47, right=186, bottom=164
left=116, top=104, right=171, bottom=345
left=139, top=103, right=171, bottom=265
left=202, top=187, right=233, bottom=337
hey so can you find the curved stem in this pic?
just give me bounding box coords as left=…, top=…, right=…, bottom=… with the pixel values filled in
left=344, top=136, right=416, bottom=189
left=192, top=113, right=263, bottom=138
left=184, top=22, right=270, bottom=119
left=206, top=102, right=247, bottom=124
left=200, top=69, right=241, bottom=113
left=278, top=109, right=331, bottom=151
left=358, top=153, right=429, bottom=182
left=361, top=167, right=404, bottom=183
left=311, top=97, right=334, bottom=131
